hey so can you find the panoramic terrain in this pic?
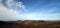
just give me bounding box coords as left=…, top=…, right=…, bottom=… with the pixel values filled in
left=0, top=20, right=60, bottom=28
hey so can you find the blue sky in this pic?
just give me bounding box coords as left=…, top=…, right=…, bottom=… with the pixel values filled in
left=26, top=0, right=60, bottom=13
left=19, top=0, right=60, bottom=13
left=0, top=0, right=60, bottom=21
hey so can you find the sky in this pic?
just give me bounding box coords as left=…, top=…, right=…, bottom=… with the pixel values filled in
left=0, top=0, right=60, bottom=21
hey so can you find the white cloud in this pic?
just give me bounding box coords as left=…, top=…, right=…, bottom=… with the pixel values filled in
left=46, top=8, right=57, bottom=13
left=40, top=8, right=58, bottom=14
left=0, top=0, right=27, bottom=21
left=6, top=0, right=15, bottom=8
left=6, top=0, right=27, bottom=12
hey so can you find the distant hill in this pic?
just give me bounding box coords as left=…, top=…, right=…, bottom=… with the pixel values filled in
left=0, top=20, right=60, bottom=28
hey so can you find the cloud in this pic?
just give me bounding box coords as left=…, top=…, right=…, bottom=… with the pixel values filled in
left=43, top=8, right=58, bottom=14
left=0, top=0, right=60, bottom=21
left=47, top=9, right=57, bottom=13
left=6, top=0, right=27, bottom=12
left=0, top=0, right=27, bottom=21
left=39, top=8, right=57, bottom=14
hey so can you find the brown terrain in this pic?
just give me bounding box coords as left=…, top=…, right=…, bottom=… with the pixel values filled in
left=0, top=20, right=60, bottom=28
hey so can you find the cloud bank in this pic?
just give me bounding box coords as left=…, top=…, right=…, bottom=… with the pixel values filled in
left=0, top=0, right=27, bottom=21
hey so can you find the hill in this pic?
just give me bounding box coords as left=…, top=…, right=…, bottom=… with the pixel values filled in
left=0, top=20, right=60, bottom=28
